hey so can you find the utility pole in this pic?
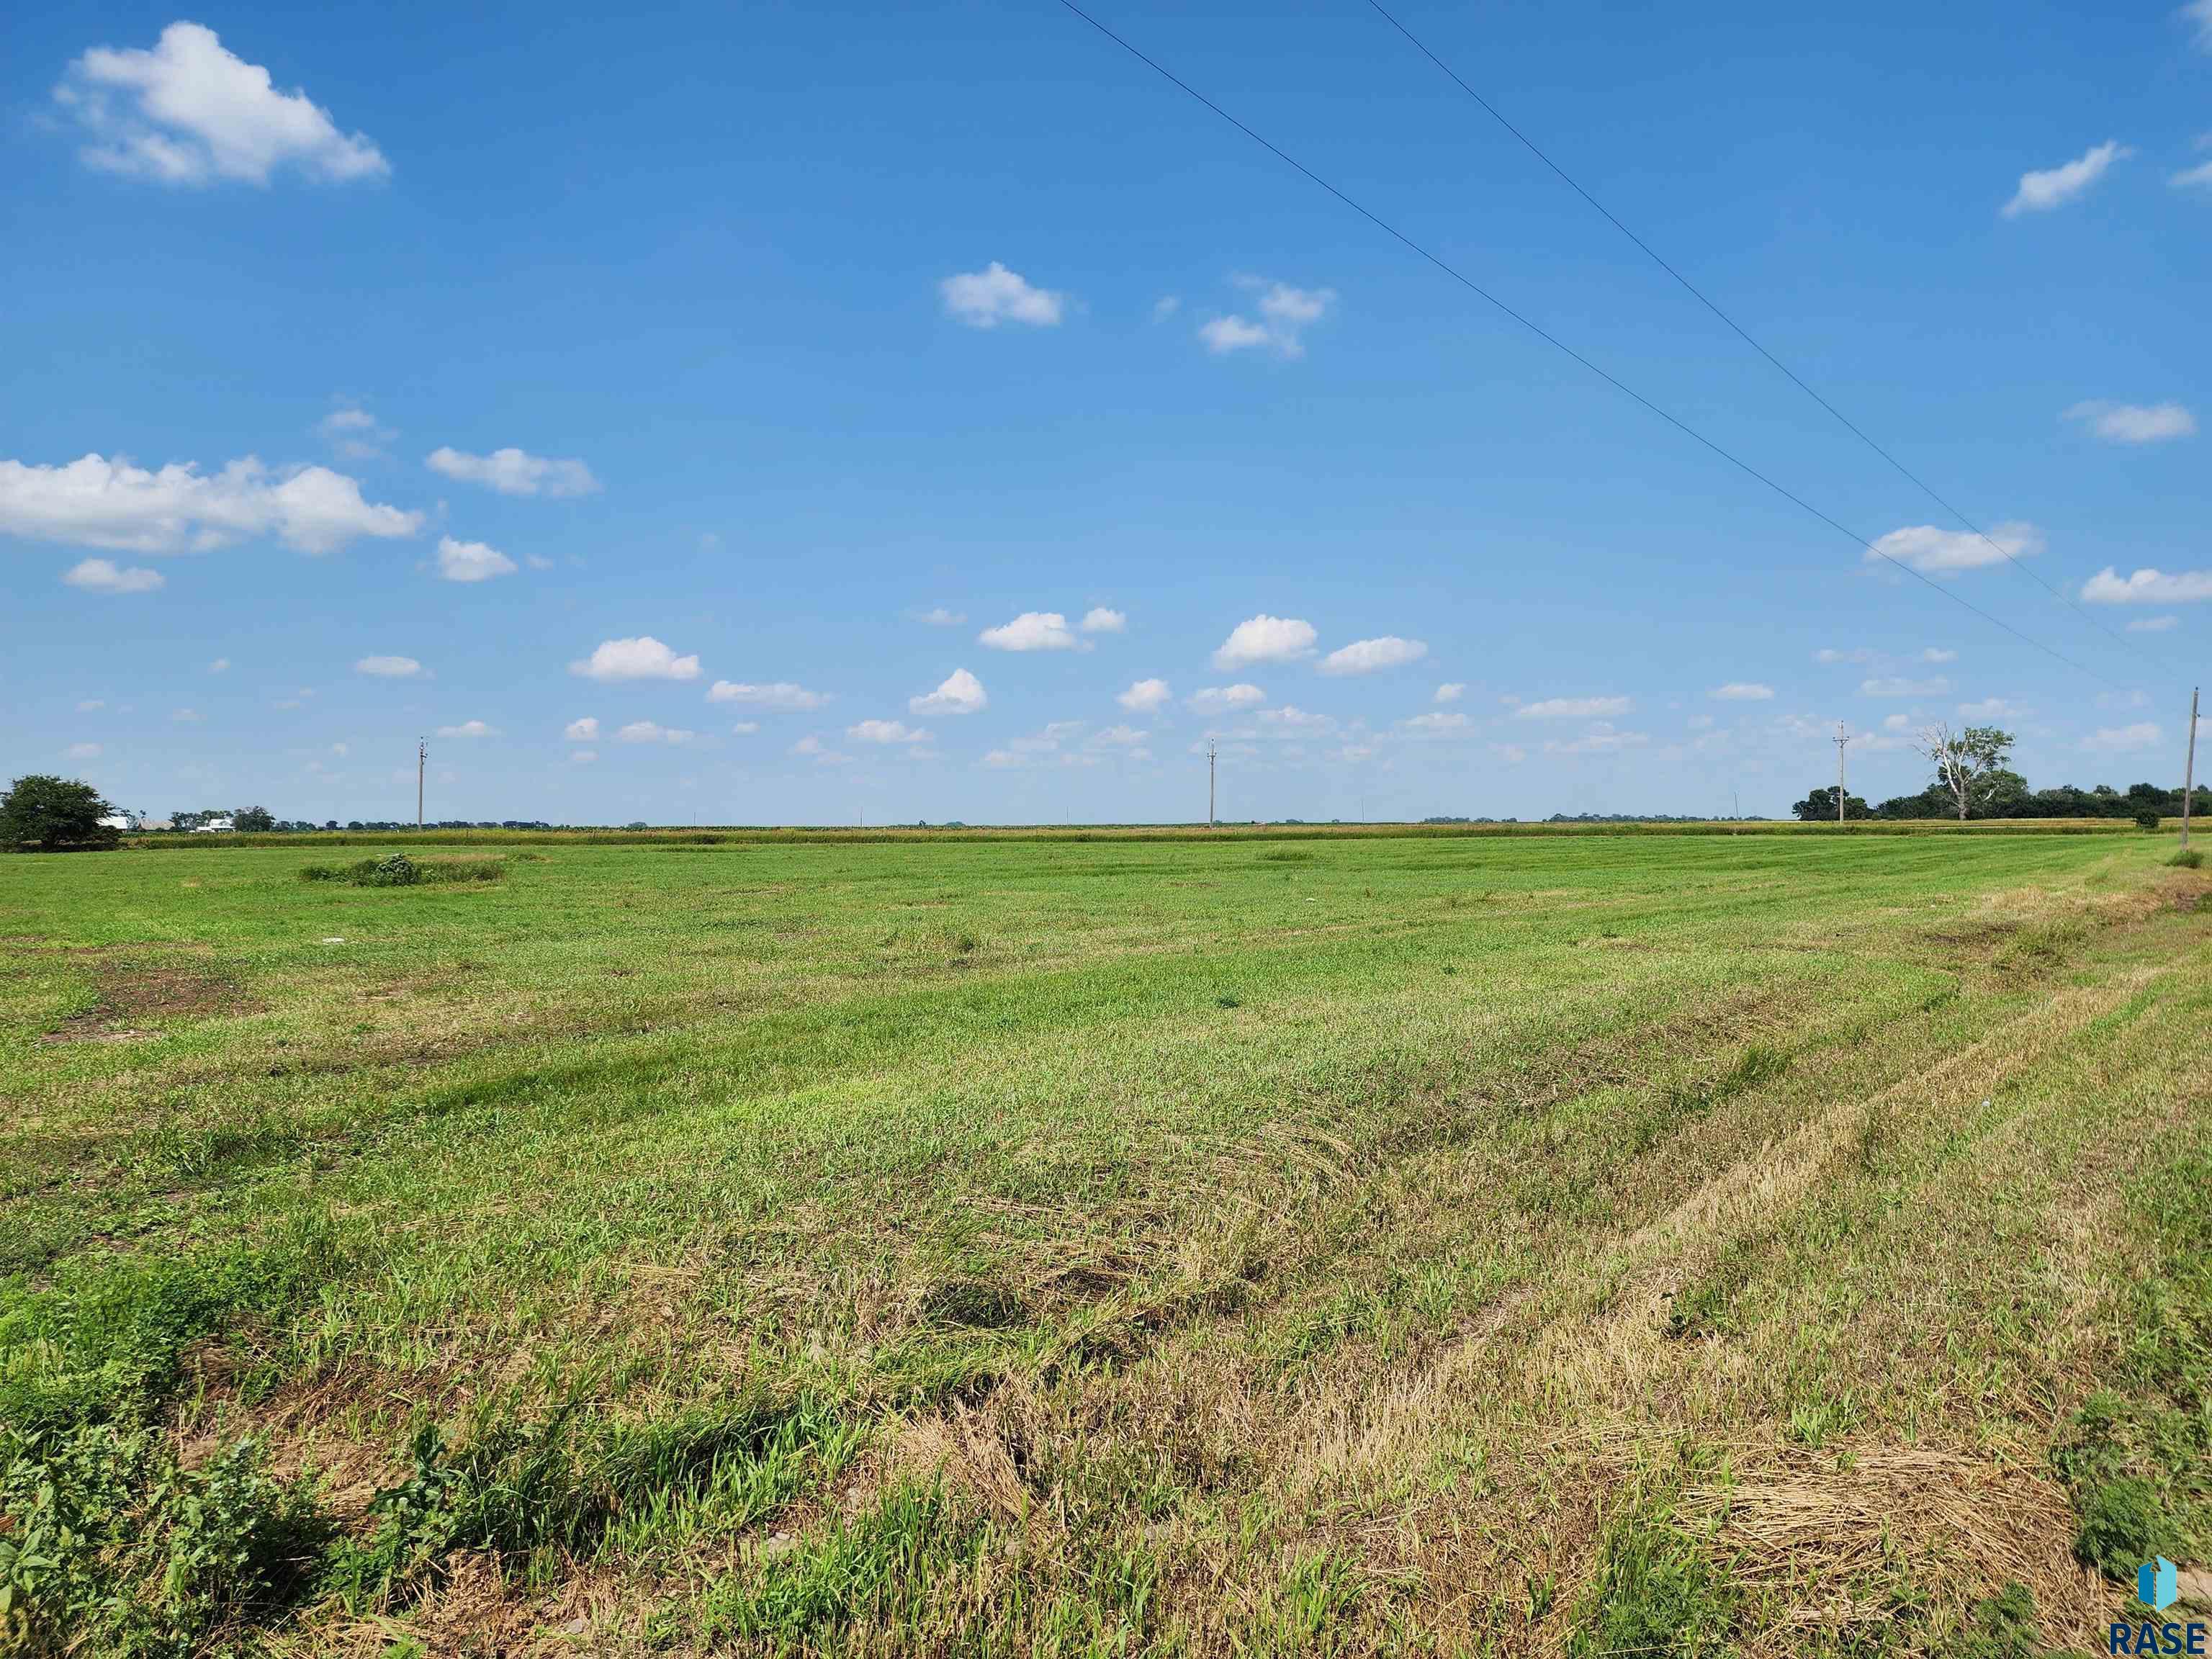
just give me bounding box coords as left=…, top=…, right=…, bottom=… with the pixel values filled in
left=1833, top=721, right=1853, bottom=825
left=1207, top=738, right=1217, bottom=830
left=2183, top=685, right=2200, bottom=853
left=416, top=736, right=426, bottom=830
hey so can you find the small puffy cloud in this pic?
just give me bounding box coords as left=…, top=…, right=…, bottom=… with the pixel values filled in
left=848, top=719, right=929, bottom=745
left=208, top=657, right=229, bottom=673
left=1861, top=675, right=1949, bottom=696
left=1118, top=678, right=1171, bottom=712
left=1709, top=682, right=1773, bottom=701
left=1080, top=606, right=1125, bottom=634
left=616, top=720, right=692, bottom=745
left=1, top=453, right=421, bottom=554
left=1319, top=635, right=1426, bottom=675
left=2002, top=140, right=2131, bottom=216
left=979, top=611, right=1082, bottom=651
left=729, top=720, right=759, bottom=734
left=1815, top=647, right=1873, bottom=665
left=1201, top=279, right=1336, bottom=358
left=2081, top=721, right=2161, bottom=752
left=2064, top=400, right=2195, bottom=444
left=791, top=734, right=851, bottom=764
left=434, top=534, right=517, bottom=583
left=426, top=446, right=599, bottom=498
left=709, top=680, right=827, bottom=710
left=1544, top=722, right=1649, bottom=755
left=1922, top=647, right=1958, bottom=663
left=318, top=403, right=392, bottom=459
left=916, top=606, right=966, bottom=626
left=1434, top=683, right=1465, bottom=703
left=1151, top=295, right=1181, bottom=320
left=1257, top=705, right=1334, bottom=732
left=1867, top=520, right=2041, bottom=575
left=1403, top=711, right=1470, bottom=733
left=355, top=654, right=421, bottom=677
left=1213, top=613, right=1316, bottom=669
left=940, top=262, right=1065, bottom=328
left=1189, top=683, right=1266, bottom=713
left=1092, top=724, right=1147, bottom=746
left=55, top=22, right=387, bottom=186
left=1515, top=696, right=1631, bottom=719
left=570, top=636, right=699, bottom=680
left=1883, top=713, right=1912, bottom=731
left=563, top=716, right=598, bottom=741
left=910, top=667, right=988, bottom=716
left=62, top=556, right=163, bottom=593
left=2081, top=566, right=2212, bottom=604
left=2128, top=615, right=2178, bottom=632
left=76, top=699, right=105, bottom=711
left=436, top=719, right=498, bottom=738
left=66, top=741, right=102, bottom=759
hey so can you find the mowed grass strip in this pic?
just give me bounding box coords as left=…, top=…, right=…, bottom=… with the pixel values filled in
left=0, top=832, right=2203, bottom=1655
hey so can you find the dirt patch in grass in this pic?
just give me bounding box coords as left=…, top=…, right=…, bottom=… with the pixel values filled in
left=42, top=957, right=253, bottom=1043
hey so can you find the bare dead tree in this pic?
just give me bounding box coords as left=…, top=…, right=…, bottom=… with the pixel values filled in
left=1912, top=721, right=2015, bottom=821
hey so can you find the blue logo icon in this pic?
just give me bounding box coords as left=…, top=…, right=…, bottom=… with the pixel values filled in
left=2141, top=1557, right=2179, bottom=1612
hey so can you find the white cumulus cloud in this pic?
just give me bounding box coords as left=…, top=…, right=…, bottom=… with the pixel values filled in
left=66, top=742, right=103, bottom=760
left=708, top=680, right=828, bottom=710
left=1319, top=635, right=1426, bottom=675
left=62, top=557, right=163, bottom=594
left=616, top=720, right=692, bottom=745
left=436, top=719, right=498, bottom=739
left=2064, top=400, right=2196, bottom=443
left=916, top=606, right=966, bottom=626
left=563, top=717, right=598, bottom=741
left=2081, top=722, right=2162, bottom=752
left=0, top=453, right=421, bottom=554
left=434, top=535, right=517, bottom=583
left=1710, top=682, right=1774, bottom=701
left=355, top=655, right=421, bottom=678
left=979, top=611, right=1083, bottom=652
left=1200, top=279, right=1336, bottom=358
left=1189, top=684, right=1266, bottom=713
left=2003, top=140, right=2131, bottom=216
left=2081, top=567, right=2212, bottom=604
left=940, top=262, right=1065, bottom=328
left=1080, top=606, right=1125, bottom=634
left=1434, top=683, right=1465, bottom=703
left=849, top=719, right=929, bottom=745
left=570, top=637, right=699, bottom=680
left=425, top=446, right=598, bottom=498
left=1403, top=711, right=1470, bottom=734
left=1868, top=520, right=2041, bottom=575
left=1515, top=696, right=1632, bottom=719
left=55, top=22, right=387, bottom=186
left=1118, top=678, right=1171, bottom=712
left=909, top=667, right=987, bottom=716
left=1213, top=614, right=1316, bottom=670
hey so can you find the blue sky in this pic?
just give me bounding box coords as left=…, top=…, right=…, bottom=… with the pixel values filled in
left=6, top=1, right=2208, bottom=824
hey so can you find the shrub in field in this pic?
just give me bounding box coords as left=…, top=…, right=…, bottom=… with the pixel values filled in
left=297, top=854, right=505, bottom=887
left=2136, top=809, right=2164, bottom=831
left=2172, top=848, right=2205, bottom=869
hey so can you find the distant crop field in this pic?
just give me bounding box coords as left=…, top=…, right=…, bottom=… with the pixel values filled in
left=3, top=834, right=2207, bottom=1655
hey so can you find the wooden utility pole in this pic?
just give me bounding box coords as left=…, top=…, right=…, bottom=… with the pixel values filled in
left=1207, top=738, right=1217, bottom=830
left=1833, top=721, right=1853, bottom=824
left=416, top=736, right=426, bottom=830
left=2184, top=686, right=2200, bottom=853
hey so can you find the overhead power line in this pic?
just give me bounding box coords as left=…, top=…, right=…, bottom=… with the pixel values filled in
left=1053, top=1, right=2115, bottom=687
left=1360, top=0, right=2159, bottom=673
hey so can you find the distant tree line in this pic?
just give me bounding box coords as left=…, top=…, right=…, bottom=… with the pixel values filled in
left=1793, top=726, right=2206, bottom=824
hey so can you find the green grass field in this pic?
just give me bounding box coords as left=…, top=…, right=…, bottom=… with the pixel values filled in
left=4, top=832, right=2208, bottom=1656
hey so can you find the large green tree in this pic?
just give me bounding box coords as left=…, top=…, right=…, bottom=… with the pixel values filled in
left=0, top=774, right=121, bottom=851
